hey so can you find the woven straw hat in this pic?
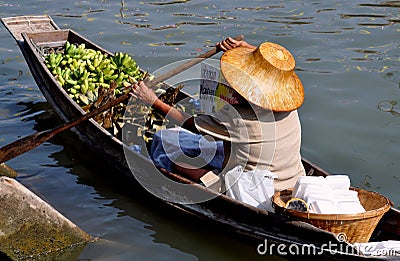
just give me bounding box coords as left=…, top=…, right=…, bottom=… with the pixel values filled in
left=220, top=42, right=304, bottom=112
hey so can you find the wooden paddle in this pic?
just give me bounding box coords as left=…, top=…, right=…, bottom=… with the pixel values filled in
left=0, top=163, right=18, bottom=178
left=0, top=35, right=244, bottom=164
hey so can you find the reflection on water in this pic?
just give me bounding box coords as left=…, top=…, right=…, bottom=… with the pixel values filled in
left=148, top=0, right=191, bottom=5
left=0, top=0, right=399, bottom=260
left=118, top=19, right=219, bottom=31
left=360, top=2, right=400, bottom=8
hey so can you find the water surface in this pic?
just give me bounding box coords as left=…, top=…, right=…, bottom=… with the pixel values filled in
left=0, top=0, right=399, bottom=260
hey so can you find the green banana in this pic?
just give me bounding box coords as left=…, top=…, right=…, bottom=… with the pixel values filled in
left=45, top=41, right=143, bottom=107
left=66, top=79, right=78, bottom=86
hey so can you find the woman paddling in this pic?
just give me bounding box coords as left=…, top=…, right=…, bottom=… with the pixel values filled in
left=131, top=37, right=306, bottom=192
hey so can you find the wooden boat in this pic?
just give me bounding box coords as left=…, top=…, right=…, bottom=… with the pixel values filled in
left=2, top=15, right=400, bottom=260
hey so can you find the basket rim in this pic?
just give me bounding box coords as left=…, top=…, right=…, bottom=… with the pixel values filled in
left=272, top=187, right=392, bottom=221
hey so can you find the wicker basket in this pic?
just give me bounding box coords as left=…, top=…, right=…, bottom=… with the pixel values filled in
left=272, top=188, right=392, bottom=243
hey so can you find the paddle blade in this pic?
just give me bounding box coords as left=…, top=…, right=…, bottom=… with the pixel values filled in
left=0, top=163, right=18, bottom=178
left=0, top=129, right=55, bottom=163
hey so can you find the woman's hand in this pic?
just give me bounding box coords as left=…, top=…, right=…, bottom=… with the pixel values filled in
left=131, top=80, right=194, bottom=129
left=130, top=81, right=158, bottom=106
left=216, top=37, right=254, bottom=52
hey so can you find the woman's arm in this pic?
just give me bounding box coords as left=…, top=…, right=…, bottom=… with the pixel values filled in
left=130, top=81, right=195, bottom=129
left=131, top=37, right=252, bottom=123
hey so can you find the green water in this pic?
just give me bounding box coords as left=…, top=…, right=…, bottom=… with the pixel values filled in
left=0, top=0, right=399, bottom=260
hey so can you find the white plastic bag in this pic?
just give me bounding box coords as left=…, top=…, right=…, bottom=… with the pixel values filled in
left=224, top=165, right=277, bottom=212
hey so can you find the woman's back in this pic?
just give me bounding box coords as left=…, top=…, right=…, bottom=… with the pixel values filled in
left=195, top=104, right=305, bottom=191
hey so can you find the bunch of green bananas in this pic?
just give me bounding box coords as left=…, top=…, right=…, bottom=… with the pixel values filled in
left=111, top=52, right=141, bottom=86
left=45, top=41, right=143, bottom=106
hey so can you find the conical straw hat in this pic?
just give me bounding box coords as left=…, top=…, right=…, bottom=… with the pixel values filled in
left=220, top=42, right=304, bottom=112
